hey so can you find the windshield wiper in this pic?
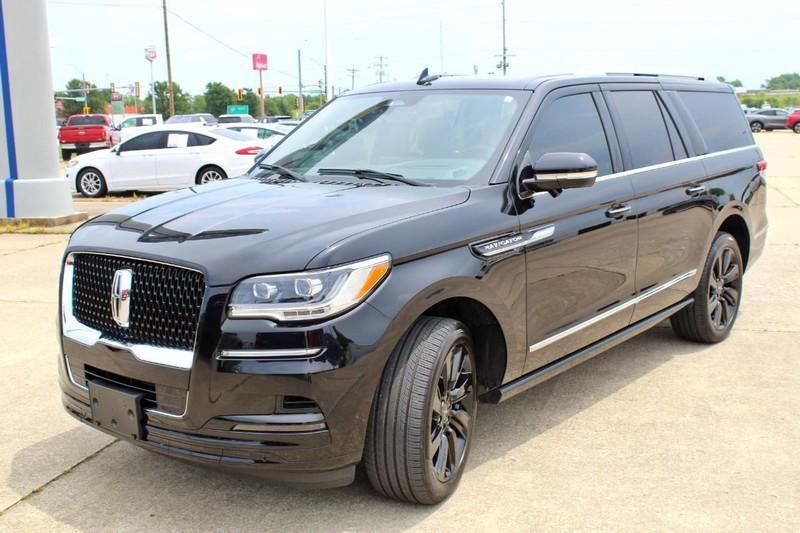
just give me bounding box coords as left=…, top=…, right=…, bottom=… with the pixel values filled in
left=258, top=163, right=308, bottom=182
left=317, top=168, right=428, bottom=187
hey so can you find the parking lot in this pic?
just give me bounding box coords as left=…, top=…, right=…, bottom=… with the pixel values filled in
left=0, top=132, right=797, bottom=532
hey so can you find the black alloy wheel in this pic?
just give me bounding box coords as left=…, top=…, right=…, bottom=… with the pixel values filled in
left=671, top=232, right=743, bottom=343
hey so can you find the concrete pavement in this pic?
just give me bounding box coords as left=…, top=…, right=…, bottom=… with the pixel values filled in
left=0, top=133, right=798, bottom=532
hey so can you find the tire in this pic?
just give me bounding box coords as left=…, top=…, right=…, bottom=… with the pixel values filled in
left=196, top=165, right=227, bottom=185
left=61, top=149, right=72, bottom=161
left=365, top=316, right=478, bottom=504
left=671, top=232, right=743, bottom=343
left=750, top=121, right=763, bottom=133
left=793, top=123, right=800, bottom=134
left=76, top=168, right=108, bottom=198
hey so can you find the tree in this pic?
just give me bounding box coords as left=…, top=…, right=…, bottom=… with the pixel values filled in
left=763, top=73, right=800, bottom=90
left=141, top=81, right=191, bottom=117
left=243, top=89, right=260, bottom=117
left=55, top=78, right=110, bottom=116
left=191, top=94, right=207, bottom=113
left=204, top=82, right=234, bottom=116
left=716, top=76, right=743, bottom=88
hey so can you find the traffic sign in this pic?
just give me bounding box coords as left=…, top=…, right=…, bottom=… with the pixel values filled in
left=145, top=45, right=157, bottom=62
left=252, top=53, right=268, bottom=71
left=226, top=104, right=249, bottom=115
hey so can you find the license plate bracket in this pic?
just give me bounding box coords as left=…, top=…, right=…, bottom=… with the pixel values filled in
left=88, top=379, right=144, bottom=440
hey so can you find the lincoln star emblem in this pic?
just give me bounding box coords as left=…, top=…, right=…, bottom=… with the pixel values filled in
left=111, top=269, right=133, bottom=328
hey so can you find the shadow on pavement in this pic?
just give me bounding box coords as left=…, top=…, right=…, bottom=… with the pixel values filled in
left=10, top=326, right=705, bottom=531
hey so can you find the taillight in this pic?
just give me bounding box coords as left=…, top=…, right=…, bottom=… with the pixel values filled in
left=757, top=160, right=767, bottom=177
left=235, top=146, right=263, bottom=155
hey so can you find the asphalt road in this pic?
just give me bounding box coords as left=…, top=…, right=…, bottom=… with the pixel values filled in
left=1, top=132, right=798, bottom=532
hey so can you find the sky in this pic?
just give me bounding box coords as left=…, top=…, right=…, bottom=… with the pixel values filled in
left=46, top=0, right=800, bottom=97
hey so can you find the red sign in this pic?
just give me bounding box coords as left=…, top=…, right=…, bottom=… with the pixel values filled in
left=252, top=53, right=268, bottom=71
left=145, top=45, right=157, bottom=62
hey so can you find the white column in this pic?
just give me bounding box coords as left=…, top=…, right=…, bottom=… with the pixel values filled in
left=0, top=0, right=74, bottom=218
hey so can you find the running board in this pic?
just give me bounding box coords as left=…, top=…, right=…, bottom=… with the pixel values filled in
left=481, top=298, right=694, bottom=404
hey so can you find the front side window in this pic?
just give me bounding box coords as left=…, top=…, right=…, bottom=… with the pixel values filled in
left=257, top=90, right=526, bottom=185
left=609, top=91, right=674, bottom=168
left=120, top=131, right=165, bottom=151
left=526, top=93, right=613, bottom=176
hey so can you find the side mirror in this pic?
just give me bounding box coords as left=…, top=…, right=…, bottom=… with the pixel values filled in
left=518, top=152, right=598, bottom=197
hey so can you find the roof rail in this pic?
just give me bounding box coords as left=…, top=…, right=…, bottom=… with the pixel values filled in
left=605, top=72, right=705, bottom=81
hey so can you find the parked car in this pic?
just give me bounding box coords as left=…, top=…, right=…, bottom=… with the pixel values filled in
left=219, top=122, right=288, bottom=145
left=58, top=114, right=113, bottom=160
left=58, top=73, right=766, bottom=504
left=260, top=114, right=292, bottom=123
left=217, top=114, right=256, bottom=124
left=164, top=113, right=218, bottom=126
left=786, top=110, right=800, bottom=133
left=746, top=108, right=790, bottom=132
left=111, top=114, right=164, bottom=145
left=66, top=127, right=271, bottom=197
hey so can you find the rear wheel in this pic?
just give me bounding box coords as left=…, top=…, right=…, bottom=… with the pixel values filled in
left=750, top=121, right=763, bottom=133
left=671, top=232, right=743, bottom=343
left=365, top=316, right=477, bottom=504
left=61, top=149, right=72, bottom=161
left=196, top=165, right=227, bottom=185
left=76, top=168, right=107, bottom=198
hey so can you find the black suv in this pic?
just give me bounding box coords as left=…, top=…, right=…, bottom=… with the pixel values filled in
left=58, top=73, right=767, bottom=504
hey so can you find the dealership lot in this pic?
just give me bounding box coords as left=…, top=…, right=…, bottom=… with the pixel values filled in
left=0, top=133, right=798, bottom=531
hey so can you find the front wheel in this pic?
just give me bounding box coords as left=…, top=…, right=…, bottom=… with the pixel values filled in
left=365, top=317, right=477, bottom=504
left=671, top=232, right=743, bottom=343
left=794, top=123, right=800, bottom=134
left=750, top=121, right=763, bottom=133
left=76, top=168, right=108, bottom=198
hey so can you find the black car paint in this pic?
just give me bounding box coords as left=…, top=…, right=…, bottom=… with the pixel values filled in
left=58, top=74, right=767, bottom=485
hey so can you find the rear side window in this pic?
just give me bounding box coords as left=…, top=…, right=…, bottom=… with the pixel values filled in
left=189, top=133, right=216, bottom=146
left=677, top=91, right=751, bottom=152
left=527, top=93, right=613, bottom=176
left=609, top=91, right=673, bottom=168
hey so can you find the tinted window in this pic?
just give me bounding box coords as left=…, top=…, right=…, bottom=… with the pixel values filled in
left=609, top=91, right=673, bottom=168
left=189, top=133, right=216, bottom=146
left=120, top=131, right=165, bottom=151
left=678, top=91, right=751, bottom=152
left=217, top=116, right=240, bottom=123
left=657, top=97, right=687, bottom=159
left=68, top=115, right=106, bottom=126
left=527, top=93, right=612, bottom=176
left=166, top=132, right=190, bottom=148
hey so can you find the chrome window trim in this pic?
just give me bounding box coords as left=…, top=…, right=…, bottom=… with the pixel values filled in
left=61, top=252, right=198, bottom=370
left=217, top=348, right=323, bottom=360
left=528, top=144, right=759, bottom=196
left=529, top=269, right=697, bottom=353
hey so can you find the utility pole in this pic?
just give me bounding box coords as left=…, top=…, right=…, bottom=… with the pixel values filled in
left=323, top=0, right=331, bottom=101
left=162, top=0, right=175, bottom=116
left=439, top=21, right=444, bottom=74
left=346, top=66, right=359, bottom=90
left=495, top=0, right=510, bottom=75
left=374, top=56, right=387, bottom=83
left=258, top=70, right=265, bottom=119
left=297, top=49, right=304, bottom=117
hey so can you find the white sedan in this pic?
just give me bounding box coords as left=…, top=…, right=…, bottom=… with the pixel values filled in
left=67, top=127, right=271, bottom=197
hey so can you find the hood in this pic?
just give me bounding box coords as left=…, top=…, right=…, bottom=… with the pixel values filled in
left=69, top=177, right=470, bottom=285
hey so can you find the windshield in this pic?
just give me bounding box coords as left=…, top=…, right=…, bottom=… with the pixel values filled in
left=254, top=90, right=526, bottom=186
left=68, top=115, right=106, bottom=126
left=210, top=128, right=253, bottom=141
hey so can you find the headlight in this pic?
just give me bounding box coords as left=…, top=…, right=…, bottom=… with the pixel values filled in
left=67, top=159, right=79, bottom=167
left=228, top=254, right=391, bottom=322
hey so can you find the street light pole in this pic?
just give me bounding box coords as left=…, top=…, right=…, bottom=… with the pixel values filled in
left=162, top=0, right=175, bottom=116
left=149, top=60, right=156, bottom=114
left=297, top=49, right=304, bottom=117
left=323, top=0, right=331, bottom=101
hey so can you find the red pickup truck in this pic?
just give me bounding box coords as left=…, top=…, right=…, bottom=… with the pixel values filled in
left=58, top=114, right=113, bottom=160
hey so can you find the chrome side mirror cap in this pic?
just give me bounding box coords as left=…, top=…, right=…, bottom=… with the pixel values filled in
left=518, top=152, right=598, bottom=197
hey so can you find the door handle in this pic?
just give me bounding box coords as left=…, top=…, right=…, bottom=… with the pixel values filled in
left=685, top=185, right=706, bottom=196
left=605, top=205, right=631, bottom=218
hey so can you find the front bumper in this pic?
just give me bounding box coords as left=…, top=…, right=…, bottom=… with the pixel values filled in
left=58, top=280, right=396, bottom=487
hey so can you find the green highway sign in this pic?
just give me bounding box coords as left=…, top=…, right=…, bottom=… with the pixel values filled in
left=226, top=104, right=249, bottom=114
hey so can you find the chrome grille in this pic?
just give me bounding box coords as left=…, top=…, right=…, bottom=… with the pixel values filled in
left=71, top=254, right=205, bottom=351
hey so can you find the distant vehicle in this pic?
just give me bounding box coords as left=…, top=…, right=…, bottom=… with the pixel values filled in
left=165, top=113, right=218, bottom=126
left=219, top=123, right=288, bottom=144
left=58, top=114, right=113, bottom=160
left=787, top=110, right=800, bottom=133
left=217, top=114, right=256, bottom=124
left=66, top=126, right=274, bottom=197
left=746, top=108, right=790, bottom=132
left=260, top=114, right=292, bottom=123
left=111, top=114, right=163, bottom=145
